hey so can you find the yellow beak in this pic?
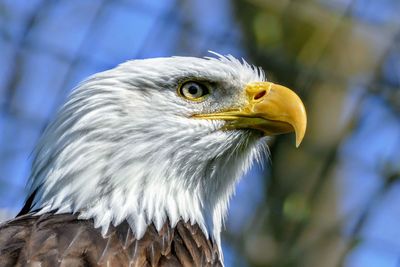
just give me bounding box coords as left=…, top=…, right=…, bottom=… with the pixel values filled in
left=194, top=82, right=307, bottom=147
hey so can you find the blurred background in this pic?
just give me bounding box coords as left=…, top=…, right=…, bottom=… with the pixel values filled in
left=0, top=0, right=399, bottom=266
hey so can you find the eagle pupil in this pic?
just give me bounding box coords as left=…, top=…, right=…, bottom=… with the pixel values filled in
left=188, top=85, right=199, bottom=95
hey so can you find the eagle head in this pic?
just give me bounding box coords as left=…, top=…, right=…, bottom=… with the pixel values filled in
left=26, top=54, right=306, bottom=254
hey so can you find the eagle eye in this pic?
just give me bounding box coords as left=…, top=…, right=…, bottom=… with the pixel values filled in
left=179, top=81, right=210, bottom=101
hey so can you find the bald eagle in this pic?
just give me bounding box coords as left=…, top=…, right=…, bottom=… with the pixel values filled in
left=0, top=54, right=306, bottom=266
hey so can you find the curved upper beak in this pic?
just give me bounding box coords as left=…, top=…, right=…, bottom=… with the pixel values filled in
left=194, top=82, right=307, bottom=147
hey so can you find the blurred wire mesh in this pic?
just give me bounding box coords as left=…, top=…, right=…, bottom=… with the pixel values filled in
left=1, top=0, right=400, bottom=266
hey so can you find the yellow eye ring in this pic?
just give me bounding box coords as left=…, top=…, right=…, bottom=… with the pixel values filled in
left=178, top=81, right=210, bottom=101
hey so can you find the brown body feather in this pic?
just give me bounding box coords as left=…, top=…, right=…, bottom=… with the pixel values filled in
left=0, top=213, right=222, bottom=267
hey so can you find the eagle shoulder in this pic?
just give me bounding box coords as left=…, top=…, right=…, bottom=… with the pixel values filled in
left=0, top=213, right=222, bottom=267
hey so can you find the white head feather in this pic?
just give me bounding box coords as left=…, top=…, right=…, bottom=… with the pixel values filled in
left=26, top=54, right=267, bottom=256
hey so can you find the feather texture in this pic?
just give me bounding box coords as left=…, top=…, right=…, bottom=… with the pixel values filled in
left=0, top=213, right=222, bottom=267
left=23, top=55, right=267, bottom=255
left=8, top=55, right=268, bottom=264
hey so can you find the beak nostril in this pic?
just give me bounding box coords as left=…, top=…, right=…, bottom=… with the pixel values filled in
left=254, top=90, right=266, bottom=100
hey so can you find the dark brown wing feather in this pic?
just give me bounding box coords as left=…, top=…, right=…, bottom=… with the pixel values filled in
left=0, top=213, right=222, bottom=267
